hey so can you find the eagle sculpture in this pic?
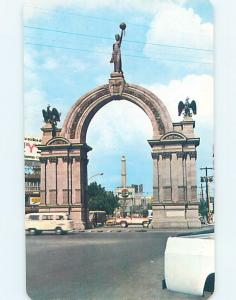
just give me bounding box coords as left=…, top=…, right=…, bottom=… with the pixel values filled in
left=42, top=105, right=61, bottom=137
left=178, top=98, right=197, bottom=117
left=42, top=105, right=61, bottom=125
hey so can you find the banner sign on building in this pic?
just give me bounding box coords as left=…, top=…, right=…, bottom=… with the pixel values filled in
left=29, top=197, right=41, bottom=206
left=24, top=137, right=42, bottom=161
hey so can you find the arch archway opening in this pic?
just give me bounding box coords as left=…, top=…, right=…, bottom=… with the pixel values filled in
left=86, top=100, right=153, bottom=197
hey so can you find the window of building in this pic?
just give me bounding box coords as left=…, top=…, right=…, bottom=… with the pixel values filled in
left=29, top=215, right=39, bottom=220
left=42, top=215, right=53, bottom=220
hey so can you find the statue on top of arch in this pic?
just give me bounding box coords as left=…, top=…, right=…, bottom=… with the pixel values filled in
left=42, top=105, right=61, bottom=137
left=178, top=97, right=197, bottom=118
left=110, top=23, right=126, bottom=74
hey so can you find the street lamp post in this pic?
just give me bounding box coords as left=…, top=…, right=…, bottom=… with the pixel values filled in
left=88, top=172, right=104, bottom=181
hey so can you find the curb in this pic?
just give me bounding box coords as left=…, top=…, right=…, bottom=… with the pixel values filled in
left=73, top=225, right=214, bottom=234
left=75, top=229, right=161, bottom=233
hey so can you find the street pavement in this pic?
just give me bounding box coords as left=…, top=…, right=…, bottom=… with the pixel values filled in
left=26, top=230, right=212, bottom=300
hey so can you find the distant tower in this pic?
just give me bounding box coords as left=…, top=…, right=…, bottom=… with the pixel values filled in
left=121, top=155, right=127, bottom=187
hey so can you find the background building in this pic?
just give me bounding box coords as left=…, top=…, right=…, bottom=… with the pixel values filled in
left=24, top=137, right=41, bottom=211
left=114, top=156, right=151, bottom=215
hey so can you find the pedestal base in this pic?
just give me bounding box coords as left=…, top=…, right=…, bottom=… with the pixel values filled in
left=152, top=203, right=201, bottom=229
left=109, top=72, right=125, bottom=96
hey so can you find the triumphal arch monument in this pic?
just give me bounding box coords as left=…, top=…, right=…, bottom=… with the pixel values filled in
left=38, top=23, right=201, bottom=229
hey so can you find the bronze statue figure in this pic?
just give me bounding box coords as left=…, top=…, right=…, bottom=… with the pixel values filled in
left=42, top=105, right=61, bottom=137
left=110, top=23, right=126, bottom=73
left=178, top=97, right=197, bottom=117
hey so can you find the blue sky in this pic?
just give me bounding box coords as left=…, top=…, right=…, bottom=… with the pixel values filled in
left=24, top=0, right=214, bottom=195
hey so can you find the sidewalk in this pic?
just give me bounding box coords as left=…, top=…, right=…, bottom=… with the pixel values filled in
left=74, top=224, right=214, bottom=234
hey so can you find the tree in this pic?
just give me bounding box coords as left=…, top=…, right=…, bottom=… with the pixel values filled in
left=88, top=182, right=120, bottom=215
left=199, top=199, right=208, bottom=218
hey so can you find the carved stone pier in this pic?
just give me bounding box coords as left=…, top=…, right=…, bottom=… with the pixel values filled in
left=149, top=117, right=200, bottom=228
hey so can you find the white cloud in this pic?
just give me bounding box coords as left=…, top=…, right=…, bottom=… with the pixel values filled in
left=24, top=48, right=37, bottom=69
left=24, top=88, right=69, bottom=136
left=145, top=74, right=213, bottom=126
left=69, top=58, right=88, bottom=72
left=25, top=47, right=89, bottom=72
left=87, top=100, right=152, bottom=153
left=43, top=56, right=88, bottom=72
left=24, top=88, right=48, bottom=135
left=86, top=74, right=213, bottom=155
left=24, top=49, right=41, bottom=92
left=144, top=3, right=213, bottom=59
left=24, top=0, right=187, bottom=20
left=42, top=58, right=58, bottom=70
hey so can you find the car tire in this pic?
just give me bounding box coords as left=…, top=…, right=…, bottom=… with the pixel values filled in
left=29, top=228, right=37, bottom=235
left=55, top=227, right=63, bottom=235
left=120, top=221, right=128, bottom=228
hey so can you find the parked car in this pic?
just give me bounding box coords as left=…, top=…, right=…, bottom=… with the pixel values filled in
left=163, top=230, right=215, bottom=296
left=106, top=216, right=149, bottom=228
left=106, top=217, right=116, bottom=226
left=25, top=213, right=75, bottom=235
left=89, top=211, right=107, bottom=227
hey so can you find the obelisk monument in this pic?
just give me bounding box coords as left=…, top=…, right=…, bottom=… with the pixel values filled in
left=121, top=155, right=127, bottom=188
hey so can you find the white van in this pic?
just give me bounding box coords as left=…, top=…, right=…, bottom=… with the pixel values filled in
left=25, top=213, right=75, bottom=235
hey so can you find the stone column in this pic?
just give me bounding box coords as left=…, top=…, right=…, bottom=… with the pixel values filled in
left=55, top=158, right=58, bottom=205
left=57, top=157, right=67, bottom=205
left=158, top=156, right=164, bottom=202
left=48, top=158, right=57, bottom=205
left=185, top=154, right=191, bottom=203
left=79, top=152, right=89, bottom=227
left=169, top=155, right=173, bottom=202
left=183, top=154, right=187, bottom=202
left=72, top=156, right=81, bottom=204
left=152, top=153, right=159, bottom=202
left=62, top=156, right=71, bottom=206
left=171, top=153, right=179, bottom=202
left=186, top=152, right=200, bottom=227
left=177, top=152, right=186, bottom=202
left=40, top=158, right=47, bottom=205
left=190, top=152, right=197, bottom=202
left=162, top=153, right=172, bottom=202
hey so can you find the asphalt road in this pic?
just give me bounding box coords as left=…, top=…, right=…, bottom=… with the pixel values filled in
left=26, top=231, right=210, bottom=300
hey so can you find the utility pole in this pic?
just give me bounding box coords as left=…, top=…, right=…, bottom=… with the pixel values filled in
left=200, top=167, right=213, bottom=222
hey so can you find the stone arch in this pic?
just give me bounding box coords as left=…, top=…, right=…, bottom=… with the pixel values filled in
left=61, top=83, right=173, bottom=143
left=39, top=76, right=200, bottom=229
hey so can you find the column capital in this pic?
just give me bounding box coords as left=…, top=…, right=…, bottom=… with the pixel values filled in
left=161, top=152, right=172, bottom=159
left=177, top=152, right=187, bottom=159
left=189, top=151, right=197, bottom=159
left=151, top=152, right=159, bottom=159
left=39, top=157, right=48, bottom=163
left=49, top=157, right=58, bottom=163
left=73, top=156, right=81, bottom=162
